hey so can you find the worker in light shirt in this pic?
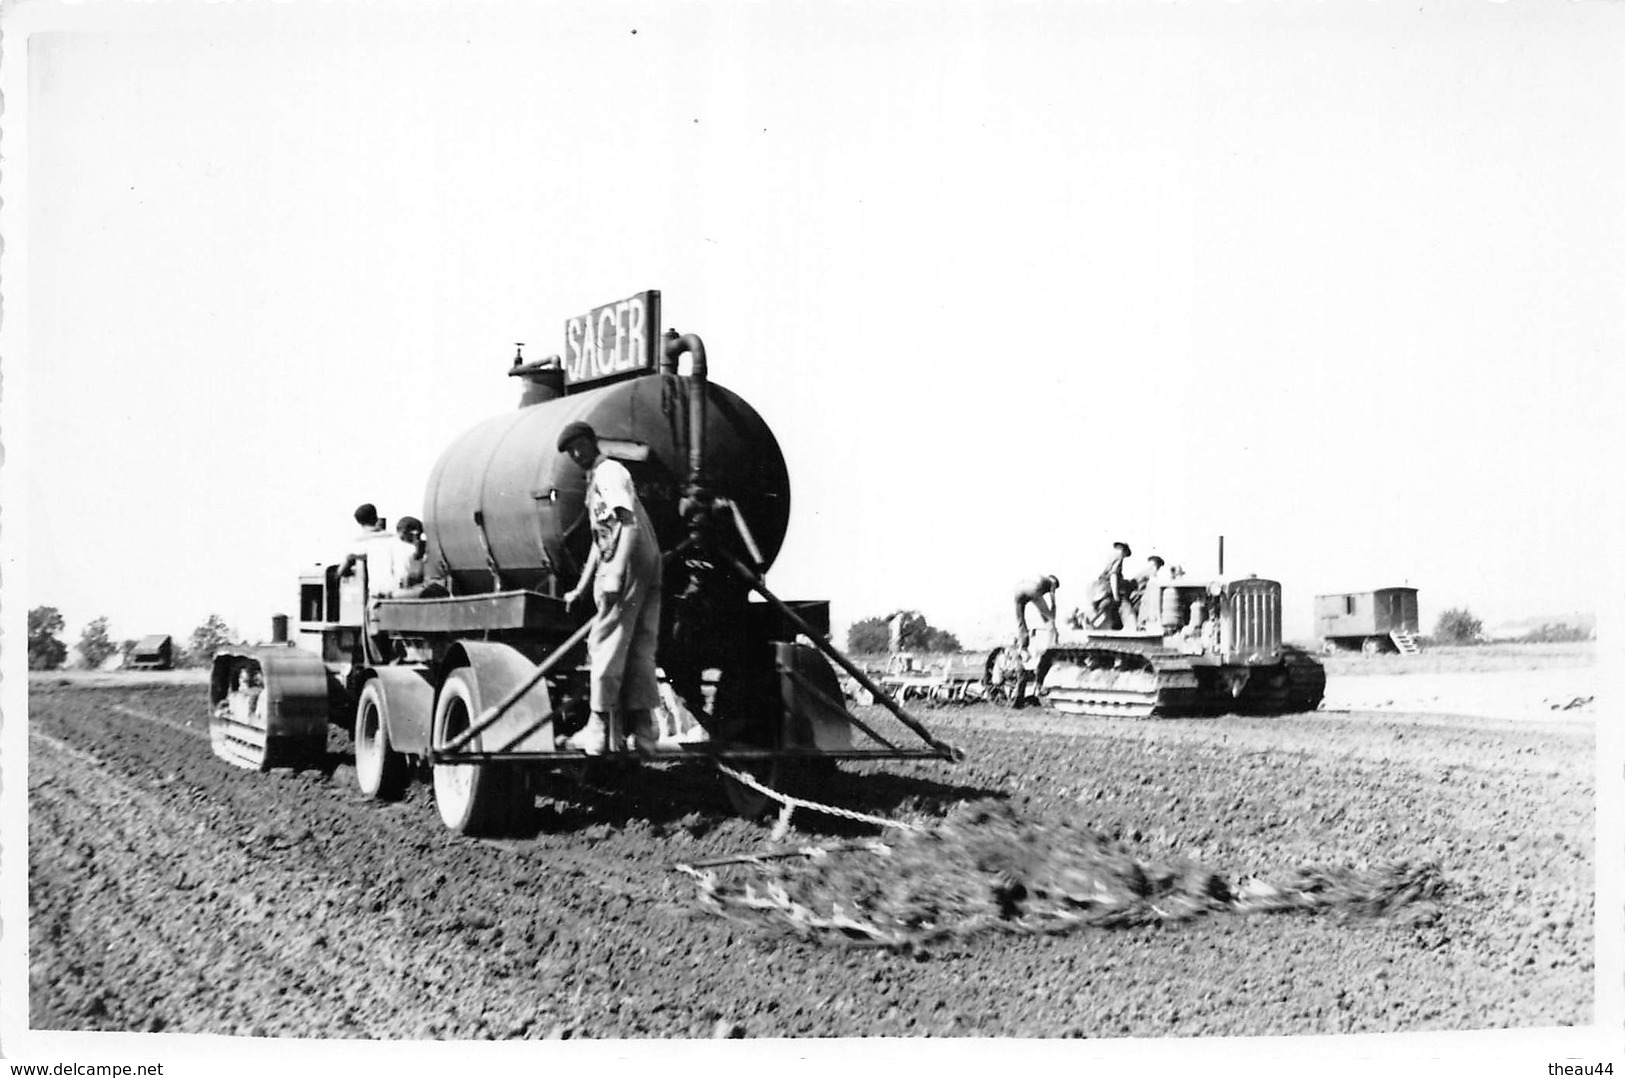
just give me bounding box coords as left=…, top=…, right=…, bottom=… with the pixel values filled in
left=557, top=421, right=664, bottom=756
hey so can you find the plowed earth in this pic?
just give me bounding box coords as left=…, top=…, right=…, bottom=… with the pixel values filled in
left=27, top=665, right=1594, bottom=1039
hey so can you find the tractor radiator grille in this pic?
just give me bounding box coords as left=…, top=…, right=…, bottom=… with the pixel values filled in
left=1226, top=582, right=1282, bottom=657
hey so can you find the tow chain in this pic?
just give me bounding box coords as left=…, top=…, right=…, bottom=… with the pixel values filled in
left=711, top=759, right=927, bottom=842
left=673, top=763, right=924, bottom=920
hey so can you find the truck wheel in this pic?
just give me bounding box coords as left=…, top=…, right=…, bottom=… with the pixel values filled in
left=354, top=679, right=408, bottom=801
left=1361, top=637, right=1386, bottom=657
left=432, top=668, right=522, bottom=835
left=722, top=758, right=783, bottom=820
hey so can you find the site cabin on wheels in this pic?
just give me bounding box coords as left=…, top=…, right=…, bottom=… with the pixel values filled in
left=208, top=290, right=958, bottom=836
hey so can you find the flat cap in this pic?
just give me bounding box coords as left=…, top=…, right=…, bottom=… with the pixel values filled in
left=556, top=420, right=598, bottom=453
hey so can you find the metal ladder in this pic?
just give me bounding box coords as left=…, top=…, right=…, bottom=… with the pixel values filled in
left=1390, top=630, right=1420, bottom=655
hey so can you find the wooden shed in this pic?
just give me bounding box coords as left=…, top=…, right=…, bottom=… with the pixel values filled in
left=1314, top=588, right=1420, bottom=654
left=127, top=634, right=175, bottom=670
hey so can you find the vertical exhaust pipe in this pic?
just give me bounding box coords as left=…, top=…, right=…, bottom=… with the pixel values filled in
left=1218, top=535, right=1225, bottom=576
left=662, top=329, right=708, bottom=485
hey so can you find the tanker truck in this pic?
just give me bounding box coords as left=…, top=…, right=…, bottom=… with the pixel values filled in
left=984, top=541, right=1325, bottom=719
left=210, top=290, right=958, bottom=835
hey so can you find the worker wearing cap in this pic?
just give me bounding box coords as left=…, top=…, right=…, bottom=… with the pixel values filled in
left=1013, top=575, right=1061, bottom=649
left=1087, top=542, right=1133, bottom=630
left=1129, top=554, right=1167, bottom=630
left=557, top=421, right=664, bottom=755
left=373, top=516, right=426, bottom=599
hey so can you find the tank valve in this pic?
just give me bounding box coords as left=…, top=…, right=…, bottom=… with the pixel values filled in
left=512, top=343, right=525, bottom=366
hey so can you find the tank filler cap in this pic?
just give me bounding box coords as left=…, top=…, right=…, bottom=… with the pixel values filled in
left=512, top=343, right=524, bottom=366
left=508, top=353, right=566, bottom=377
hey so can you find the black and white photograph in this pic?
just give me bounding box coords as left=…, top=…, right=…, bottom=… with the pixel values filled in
left=2, top=0, right=1621, bottom=1073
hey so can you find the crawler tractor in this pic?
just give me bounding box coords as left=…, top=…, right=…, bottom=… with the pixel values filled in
left=210, top=290, right=958, bottom=834
left=985, top=547, right=1325, bottom=719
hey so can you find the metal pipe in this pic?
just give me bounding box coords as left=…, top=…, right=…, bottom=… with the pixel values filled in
left=440, top=538, right=703, bottom=756
left=716, top=496, right=765, bottom=568
left=1218, top=535, right=1225, bottom=576
left=438, top=619, right=593, bottom=754
left=714, top=549, right=960, bottom=760
left=663, top=330, right=708, bottom=487
left=434, top=747, right=954, bottom=764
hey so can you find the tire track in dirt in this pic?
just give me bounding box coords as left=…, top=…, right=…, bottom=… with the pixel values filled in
left=29, top=686, right=814, bottom=1036
left=27, top=681, right=1596, bottom=1037
left=29, top=727, right=467, bottom=1035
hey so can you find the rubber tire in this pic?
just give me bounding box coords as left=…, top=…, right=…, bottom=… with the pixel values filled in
left=432, top=668, right=523, bottom=836
left=354, top=679, right=408, bottom=802
left=1361, top=637, right=1386, bottom=657
left=722, top=757, right=783, bottom=820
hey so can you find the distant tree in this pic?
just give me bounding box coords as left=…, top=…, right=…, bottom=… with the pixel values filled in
left=912, top=623, right=962, bottom=652
left=28, top=606, right=68, bottom=671
left=1433, top=607, right=1483, bottom=645
left=77, top=617, right=118, bottom=670
left=187, top=614, right=239, bottom=665
left=119, top=638, right=139, bottom=664
left=1522, top=621, right=1593, bottom=644
left=847, top=616, right=890, bottom=655
left=847, top=611, right=961, bottom=655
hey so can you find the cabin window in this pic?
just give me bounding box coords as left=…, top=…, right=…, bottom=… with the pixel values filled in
left=1345, top=596, right=1356, bottom=615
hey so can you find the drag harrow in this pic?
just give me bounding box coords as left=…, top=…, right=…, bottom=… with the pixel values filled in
left=675, top=799, right=1448, bottom=950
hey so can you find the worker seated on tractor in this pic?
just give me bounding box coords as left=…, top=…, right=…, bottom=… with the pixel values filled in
left=1085, top=542, right=1135, bottom=630
left=340, top=514, right=422, bottom=599
left=379, top=516, right=428, bottom=599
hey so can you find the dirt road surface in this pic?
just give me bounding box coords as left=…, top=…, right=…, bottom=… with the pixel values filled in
left=23, top=644, right=1598, bottom=1046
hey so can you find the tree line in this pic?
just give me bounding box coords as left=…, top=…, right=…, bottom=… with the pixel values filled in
left=27, top=606, right=241, bottom=671
left=845, top=610, right=961, bottom=655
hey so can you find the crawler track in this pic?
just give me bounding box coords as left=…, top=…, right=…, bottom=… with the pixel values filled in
left=1037, top=643, right=1327, bottom=719
left=1036, top=643, right=1201, bottom=718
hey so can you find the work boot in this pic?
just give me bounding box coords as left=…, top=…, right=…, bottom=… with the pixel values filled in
left=627, top=709, right=671, bottom=756
left=562, top=711, right=609, bottom=755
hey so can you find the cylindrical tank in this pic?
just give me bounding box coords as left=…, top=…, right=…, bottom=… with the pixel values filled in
left=1161, top=584, right=1207, bottom=632
left=421, top=374, right=791, bottom=596
left=1159, top=588, right=1186, bottom=632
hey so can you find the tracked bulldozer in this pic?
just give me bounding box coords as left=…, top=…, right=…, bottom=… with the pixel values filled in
left=985, top=544, right=1325, bottom=719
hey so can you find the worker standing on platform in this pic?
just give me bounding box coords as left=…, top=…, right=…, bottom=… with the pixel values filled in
left=1013, top=574, right=1061, bottom=649
left=1129, top=554, right=1167, bottom=630
left=558, top=421, right=665, bottom=756
left=1087, top=542, right=1133, bottom=630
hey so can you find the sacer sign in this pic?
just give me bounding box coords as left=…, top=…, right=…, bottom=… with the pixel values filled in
left=563, top=290, right=661, bottom=389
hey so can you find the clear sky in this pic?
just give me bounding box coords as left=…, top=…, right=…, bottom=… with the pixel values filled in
left=6, top=0, right=1624, bottom=655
